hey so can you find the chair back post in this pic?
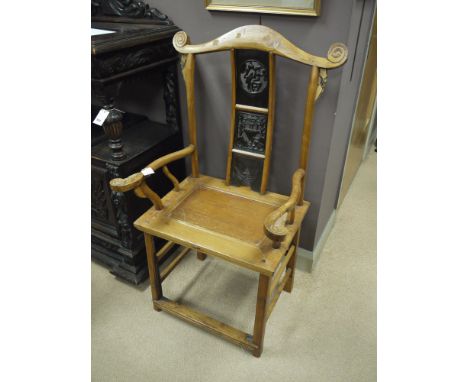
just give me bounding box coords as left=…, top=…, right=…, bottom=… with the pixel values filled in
left=260, top=52, right=276, bottom=194
left=225, top=49, right=237, bottom=185
left=179, top=42, right=200, bottom=177
left=298, top=65, right=320, bottom=205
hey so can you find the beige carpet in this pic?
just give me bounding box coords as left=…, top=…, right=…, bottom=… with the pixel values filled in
left=92, top=151, right=376, bottom=382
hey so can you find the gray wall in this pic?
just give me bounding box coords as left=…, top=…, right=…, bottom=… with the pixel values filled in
left=315, top=0, right=376, bottom=243
left=118, top=0, right=375, bottom=251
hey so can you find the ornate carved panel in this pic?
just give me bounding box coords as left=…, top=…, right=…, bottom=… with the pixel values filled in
left=163, top=65, right=180, bottom=133
left=235, top=50, right=269, bottom=108
left=106, top=163, right=133, bottom=249
left=91, top=42, right=176, bottom=79
left=92, top=172, right=109, bottom=222
left=110, top=190, right=133, bottom=249
left=92, top=0, right=173, bottom=25
left=234, top=111, right=267, bottom=154
left=92, top=165, right=117, bottom=226
left=230, top=153, right=264, bottom=191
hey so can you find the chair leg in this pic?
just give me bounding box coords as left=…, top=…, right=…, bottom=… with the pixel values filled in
left=196, top=251, right=207, bottom=261
left=144, top=233, right=163, bottom=311
left=284, top=230, right=300, bottom=293
left=252, top=274, right=270, bottom=357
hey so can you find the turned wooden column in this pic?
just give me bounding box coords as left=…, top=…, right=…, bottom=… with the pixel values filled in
left=102, top=107, right=126, bottom=160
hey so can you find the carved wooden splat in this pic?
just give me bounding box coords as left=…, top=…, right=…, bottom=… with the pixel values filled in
left=227, top=49, right=271, bottom=190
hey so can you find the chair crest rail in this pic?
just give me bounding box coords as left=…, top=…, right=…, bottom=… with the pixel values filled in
left=173, top=25, right=348, bottom=69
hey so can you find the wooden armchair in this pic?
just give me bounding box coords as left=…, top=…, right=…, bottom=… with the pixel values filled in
left=110, top=25, right=347, bottom=357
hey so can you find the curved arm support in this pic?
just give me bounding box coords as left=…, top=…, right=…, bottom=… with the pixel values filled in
left=136, top=181, right=164, bottom=210
left=163, top=166, right=180, bottom=191
left=109, top=145, right=195, bottom=209
left=263, top=169, right=305, bottom=248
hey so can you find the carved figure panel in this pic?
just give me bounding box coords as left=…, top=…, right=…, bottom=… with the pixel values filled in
left=234, top=111, right=267, bottom=154
left=230, top=153, right=264, bottom=192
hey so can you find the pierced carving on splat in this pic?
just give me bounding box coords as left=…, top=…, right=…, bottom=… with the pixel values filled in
left=230, top=153, right=263, bottom=191
left=234, top=111, right=267, bottom=154
left=239, top=59, right=268, bottom=95
left=235, top=50, right=270, bottom=108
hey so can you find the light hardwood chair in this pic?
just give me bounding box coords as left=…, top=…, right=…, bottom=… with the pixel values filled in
left=110, top=25, right=347, bottom=357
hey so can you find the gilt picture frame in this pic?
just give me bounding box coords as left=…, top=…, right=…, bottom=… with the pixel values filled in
left=205, top=0, right=321, bottom=17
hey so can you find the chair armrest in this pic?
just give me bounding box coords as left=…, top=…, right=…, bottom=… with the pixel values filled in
left=109, top=145, right=195, bottom=192
left=109, top=145, right=195, bottom=209
left=109, top=172, right=145, bottom=193
left=264, top=169, right=305, bottom=248
left=144, top=144, right=195, bottom=175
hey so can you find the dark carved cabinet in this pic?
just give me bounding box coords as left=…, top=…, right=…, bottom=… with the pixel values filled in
left=91, top=1, right=185, bottom=284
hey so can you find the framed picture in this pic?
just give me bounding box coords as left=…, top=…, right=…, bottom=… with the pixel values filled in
left=205, top=0, right=321, bottom=17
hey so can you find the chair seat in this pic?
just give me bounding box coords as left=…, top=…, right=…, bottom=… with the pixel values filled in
left=134, top=175, right=310, bottom=276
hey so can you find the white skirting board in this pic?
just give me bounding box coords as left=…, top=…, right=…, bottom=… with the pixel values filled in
left=296, top=210, right=337, bottom=272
